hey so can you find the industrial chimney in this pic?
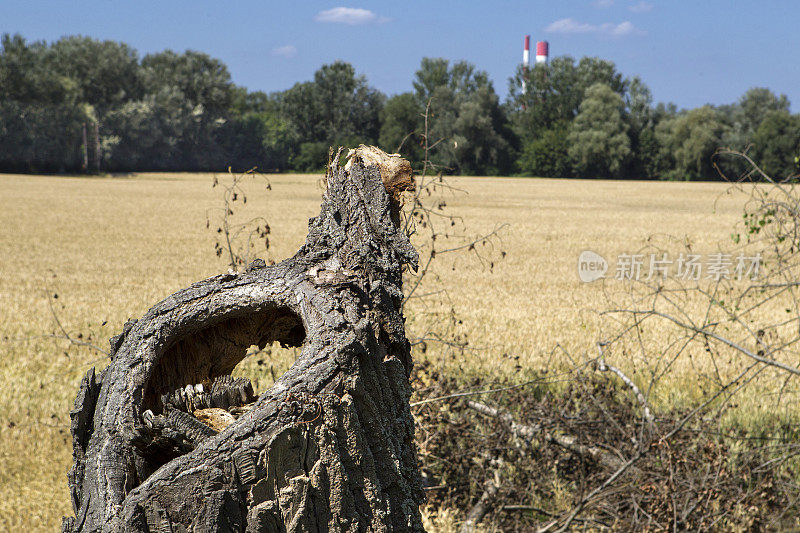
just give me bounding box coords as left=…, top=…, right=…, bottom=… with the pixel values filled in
left=522, top=35, right=531, bottom=95
left=523, top=35, right=531, bottom=69
left=535, top=40, right=549, bottom=64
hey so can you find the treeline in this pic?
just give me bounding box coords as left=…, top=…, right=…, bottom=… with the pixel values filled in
left=1, top=33, right=799, bottom=179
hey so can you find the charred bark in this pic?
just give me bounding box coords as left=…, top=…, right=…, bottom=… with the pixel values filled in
left=63, top=147, right=425, bottom=532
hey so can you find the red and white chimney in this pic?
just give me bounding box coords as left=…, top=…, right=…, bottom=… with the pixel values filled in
left=522, top=35, right=531, bottom=95
left=535, top=40, right=549, bottom=64
left=523, top=35, right=531, bottom=69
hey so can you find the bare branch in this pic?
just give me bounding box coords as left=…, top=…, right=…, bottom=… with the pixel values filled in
left=596, top=342, right=654, bottom=425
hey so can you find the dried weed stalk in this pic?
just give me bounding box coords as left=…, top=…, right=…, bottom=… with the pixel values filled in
left=206, top=167, right=273, bottom=271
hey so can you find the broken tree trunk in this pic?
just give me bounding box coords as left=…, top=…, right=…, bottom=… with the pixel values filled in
left=63, top=146, right=425, bottom=532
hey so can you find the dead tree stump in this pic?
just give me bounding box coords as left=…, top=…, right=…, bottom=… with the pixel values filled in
left=63, top=147, right=425, bottom=532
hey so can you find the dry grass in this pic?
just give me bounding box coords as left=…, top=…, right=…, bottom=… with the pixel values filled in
left=0, top=171, right=758, bottom=530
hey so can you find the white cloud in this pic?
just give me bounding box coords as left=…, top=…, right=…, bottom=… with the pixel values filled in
left=314, top=7, right=389, bottom=25
left=271, top=45, right=297, bottom=58
left=593, top=0, right=615, bottom=7
left=545, top=17, right=645, bottom=37
left=629, top=1, right=654, bottom=12
left=608, top=21, right=639, bottom=36
left=546, top=18, right=596, bottom=33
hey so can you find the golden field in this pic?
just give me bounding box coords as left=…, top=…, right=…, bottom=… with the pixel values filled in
left=0, top=171, right=780, bottom=530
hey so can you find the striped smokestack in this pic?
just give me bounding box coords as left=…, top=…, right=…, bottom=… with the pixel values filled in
left=535, top=40, right=549, bottom=64
left=523, top=35, right=530, bottom=68
left=522, top=35, right=531, bottom=95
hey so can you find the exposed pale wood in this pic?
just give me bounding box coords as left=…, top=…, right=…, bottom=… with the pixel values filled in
left=467, top=400, right=628, bottom=471
left=63, top=148, right=425, bottom=532
left=459, top=464, right=502, bottom=533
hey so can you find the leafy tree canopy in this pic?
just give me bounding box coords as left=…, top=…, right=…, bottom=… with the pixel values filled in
left=507, top=55, right=628, bottom=141
left=2, top=32, right=799, bottom=180
left=656, top=106, right=728, bottom=180
left=410, top=57, right=512, bottom=175
left=567, top=83, right=631, bottom=178
left=751, top=110, right=800, bottom=179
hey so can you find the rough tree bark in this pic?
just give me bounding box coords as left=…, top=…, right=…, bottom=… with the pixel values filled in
left=63, top=147, right=426, bottom=532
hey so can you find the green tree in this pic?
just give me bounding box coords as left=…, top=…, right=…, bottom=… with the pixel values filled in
left=277, top=61, right=384, bottom=168
left=1, top=33, right=313, bottom=173
left=567, top=83, right=631, bottom=177
left=719, top=87, right=791, bottom=176
left=751, top=110, right=800, bottom=179
left=216, top=111, right=294, bottom=172
left=276, top=82, right=317, bottom=141
left=48, top=36, right=142, bottom=112
left=229, top=88, right=274, bottom=116
left=413, top=58, right=491, bottom=103
left=141, top=50, right=234, bottom=119
left=644, top=102, right=680, bottom=177
left=0, top=33, right=79, bottom=104
left=738, top=87, right=790, bottom=134
left=411, top=58, right=512, bottom=174
left=102, top=87, right=202, bottom=170
left=0, top=34, right=88, bottom=172
left=625, top=76, right=653, bottom=132
left=379, top=92, right=424, bottom=161
left=624, top=76, right=657, bottom=177
left=508, top=56, right=628, bottom=142
left=129, top=50, right=236, bottom=169
left=313, top=61, right=383, bottom=144
left=452, top=85, right=513, bottom=175
left=656, top=106, right=728, bottom=180
left=0, top=100, right=86, bottom=172
left=517, top=123, right=571, bottom=177
left=289, top=142, right=330, bottom=172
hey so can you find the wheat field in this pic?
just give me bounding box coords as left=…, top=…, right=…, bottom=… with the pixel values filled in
left=0, top=171, right=763, bottom=530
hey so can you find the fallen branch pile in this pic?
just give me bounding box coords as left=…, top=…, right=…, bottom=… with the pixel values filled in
left=411, top=361, right=799, bottom=531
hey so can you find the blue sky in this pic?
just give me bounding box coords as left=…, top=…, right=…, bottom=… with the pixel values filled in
left=3, top=1, right=799, bottom=110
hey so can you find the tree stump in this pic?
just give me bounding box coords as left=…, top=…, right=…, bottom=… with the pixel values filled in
left=63, top=147, right=425, bottom=532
